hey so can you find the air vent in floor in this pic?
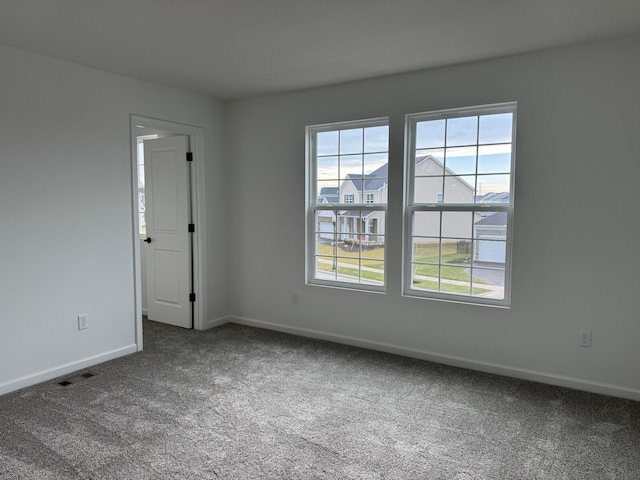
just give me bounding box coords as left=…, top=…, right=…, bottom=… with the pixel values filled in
left=57, top=372, right=96, bottom=387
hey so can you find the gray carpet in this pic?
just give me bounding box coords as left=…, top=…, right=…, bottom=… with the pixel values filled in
left=1, top=321, right=639, bottom=479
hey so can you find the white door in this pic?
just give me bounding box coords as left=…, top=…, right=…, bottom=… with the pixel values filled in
left=143, top=135, right=192, bottom=328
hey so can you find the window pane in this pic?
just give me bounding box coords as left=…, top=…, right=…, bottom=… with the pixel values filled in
left=315, top=212, right=336, bottom=239
left=333, top=259, right=362, bottom=284
left=317, top=156, right=339, bottom=180
left=363, top=234, right=385, bottom=250
left=473, top=239, right=507, bottom=264
left=416, top=152, right=445, bottom=177
left=443, top=175, right=476, bottom=203
left=413, top=211, right=440, bottom=237
left=446, top=116, right=478, bottom=147
left=442, top=240, right=472, bottom=266
left=316, top=180, right=339, bottom=203
left=479, top=113, right=513, bottom=144
left=416, top=119, right=445, bottom=149
left=139, top=212, right=146, bottom=235
left=471, top=267, right=505, bottom=299
left=476, top=174, right=510, bottom=197
left=137, top=143, right=144, bottom=166
left=317, top=131, right=338, bottom=156
left=337, top=210, right=358, bottom=240
left=364, top=125, right=388, bottom=153
left=474, top=212, right=508, bottom=240
left=414, top=177, right=443, bottom=204
left=445, top=146, right=476, bottom=175
left=411, top=262, right=440, bottom=291
left=364, top=153, right=387, bottom=175
left=339, top=154, right=362, bottom=179
left=333, top=212, right=386, bottom=285
left=138, top=165, right=145, bottom=188
left=441, top=267, right=471, bottom=295
left=340, top=128, right=363, bottom=154
left=412, top=237, right=440, bottom=263
left=442, top=211, right=472, bottom=238
left=315, top=256, right=337, bottom=281
left=477, top=145, right=511, bottom=174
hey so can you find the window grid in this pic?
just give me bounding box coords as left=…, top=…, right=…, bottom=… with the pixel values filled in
left=404, top=103, right=516, bottom=306
left=307, top=118, right=388, bottom=291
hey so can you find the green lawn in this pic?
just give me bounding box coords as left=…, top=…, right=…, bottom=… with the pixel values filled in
left=316, top=259, right=384, bottom=284
left=316, top=240, right=494, bottom=294
left=317, top=243, right=384, bottom=270
left=412, top=242, right=488, bottom=284
left=411, top=278, right=492, bottom=295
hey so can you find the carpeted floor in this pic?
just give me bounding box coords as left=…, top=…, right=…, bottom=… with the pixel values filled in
left=1, top=320, right=639, bottom=479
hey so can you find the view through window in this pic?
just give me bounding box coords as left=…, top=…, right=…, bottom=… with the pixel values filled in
left=404, top=102, right=516, bottom=305
left=307, top=118, right=389, bottom=290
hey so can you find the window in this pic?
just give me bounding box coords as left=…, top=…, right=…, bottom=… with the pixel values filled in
left=404, top=103, right=516, bottom=306
left=136, top=135, right=159, bottom=235
left=307, top=118, right=389, bottom=290
left=366, top=193, right=375, bottom=204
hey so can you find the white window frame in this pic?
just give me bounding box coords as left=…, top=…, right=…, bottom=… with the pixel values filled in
left=366, top=193, right=375, bottom=204
left=344, top=193, right=354, bottom=204
left=306, top=117, right=389, bottom=293
left=403, top=102, right=517, bottom=307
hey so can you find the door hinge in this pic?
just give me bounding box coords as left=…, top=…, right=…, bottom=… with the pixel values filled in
left=186, top=152, right=193, bottom=162
left=188, top=223, right=195, bottom=233
left=189, top=293, right=196, bottom=302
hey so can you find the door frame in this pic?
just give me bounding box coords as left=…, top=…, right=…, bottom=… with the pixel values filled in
left=130, top=115, right=207, bottom=350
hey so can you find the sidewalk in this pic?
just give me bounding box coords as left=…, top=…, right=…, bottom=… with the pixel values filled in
left=316, top=258, right=504, bottom=298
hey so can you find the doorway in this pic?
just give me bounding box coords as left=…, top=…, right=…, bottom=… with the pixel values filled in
left=130, top=116, right=207, bottom=350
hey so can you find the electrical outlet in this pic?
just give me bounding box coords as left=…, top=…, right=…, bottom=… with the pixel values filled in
left=292, top=293, right=300, bottom=305
left=579, top=329, right=591, bottom=347
left=78, top=314, right=88, bottom=330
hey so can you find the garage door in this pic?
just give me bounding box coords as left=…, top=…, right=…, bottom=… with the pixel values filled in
left=318, top=220, right=335, bottom=240
left=477, top=237, right=506, bottom=263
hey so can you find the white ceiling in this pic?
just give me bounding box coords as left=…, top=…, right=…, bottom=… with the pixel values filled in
left=1, top=0, right=640, bottom=100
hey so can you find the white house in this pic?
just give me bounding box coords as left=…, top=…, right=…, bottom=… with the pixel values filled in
left=330, top=155, right=481, bottom=246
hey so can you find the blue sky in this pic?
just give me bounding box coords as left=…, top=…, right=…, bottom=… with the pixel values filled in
left=315, top=113, right=513, bottom=193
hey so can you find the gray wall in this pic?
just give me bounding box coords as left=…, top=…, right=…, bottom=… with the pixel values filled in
left=224, top=35, right=640, bottom=399
left=0, top=45, right=228, bottom=393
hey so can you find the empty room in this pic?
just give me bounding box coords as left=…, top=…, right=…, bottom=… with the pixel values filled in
left=1, top=1, right=640, bottom=478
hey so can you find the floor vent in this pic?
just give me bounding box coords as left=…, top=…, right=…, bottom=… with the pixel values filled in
left=57, top=372, right=96, bottom=387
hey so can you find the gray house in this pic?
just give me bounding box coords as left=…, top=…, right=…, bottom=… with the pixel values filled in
left=318, top=155, right=508, bottom=264
left=474, top=211, right=508, bottom=264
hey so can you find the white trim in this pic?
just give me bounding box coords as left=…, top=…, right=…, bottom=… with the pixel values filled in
left=228, top=315, right=640, bottom=402
left=205, top=316, right=230, bottom=330
left=0, top=345, right=137, bottom=396
left=130, top=115, right=208, bottom=348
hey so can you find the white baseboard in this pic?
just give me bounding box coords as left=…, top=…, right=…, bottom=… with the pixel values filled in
left=204, top=316, right=231, bottom=330
left=141, top=308, right=148, bottom=316
left=228, top=315, right=640, bottom=402
left=0, top=344, right=137, bottom=396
